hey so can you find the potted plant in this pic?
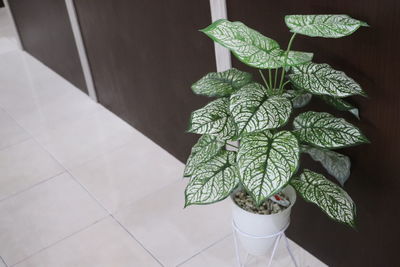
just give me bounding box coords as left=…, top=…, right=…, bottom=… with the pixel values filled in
left=183, top=14, right=369, bottom=255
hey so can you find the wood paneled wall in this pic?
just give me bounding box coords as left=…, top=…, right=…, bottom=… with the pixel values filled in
left=227, top=0, right=400, bottom=266
left=74, top=0, right=215, bottom=162
left=9, top=0, right=87, bottom=93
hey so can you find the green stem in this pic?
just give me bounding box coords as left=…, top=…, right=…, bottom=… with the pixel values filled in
left=258, top=70, right=270, bottom=89
left=268, top=69, right=273, bottom=89
left=282, top=80, right=291, bottom=89
left=273, top=68, right=278, bottom=89
left=278, top=33, right=297, bottom=90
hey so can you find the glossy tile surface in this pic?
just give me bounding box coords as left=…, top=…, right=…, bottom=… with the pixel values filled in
left=70, top=135, right=184, bottom=212
left=14, top=217, right=161, bottom=267
left=0, top=139, right=64, bottom=200
left=35, top=106, right=137, bottom=169
left=0, top=173, right=107, bottom=265
left=114, top=180, right=232, bottom=266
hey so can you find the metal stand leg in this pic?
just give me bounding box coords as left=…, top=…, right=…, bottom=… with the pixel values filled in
left=283, top=234, right=299, bottom=267
left=232, top=220, right=298, bottom=267
left=266, top=234, right=282, bottom=267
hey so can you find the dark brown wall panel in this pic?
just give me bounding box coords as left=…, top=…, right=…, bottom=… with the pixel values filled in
left=74, top=0, right=215, bottom=162
left=228, top=0, right=400, bottom=266
left=9, top=0, right=87, bottom=93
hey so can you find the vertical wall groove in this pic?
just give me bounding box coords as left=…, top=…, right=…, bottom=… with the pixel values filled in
left=209, top=0, right=231, bottom=72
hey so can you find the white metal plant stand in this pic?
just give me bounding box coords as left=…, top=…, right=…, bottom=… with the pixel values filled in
left=232, top=220, right=299, bottom=267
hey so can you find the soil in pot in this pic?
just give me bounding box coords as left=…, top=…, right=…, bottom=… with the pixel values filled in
left=233, top=190, right=290, bottom=215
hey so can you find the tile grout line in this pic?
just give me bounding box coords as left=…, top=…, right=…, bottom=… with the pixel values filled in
left=0, top=170, right=66, bottom=203
left=175, top=233, right=232, bottom=267
left=9, top=216, right=109, bottom=267
left=111, top=214, right=165, bottom=267
left=0, top=104, right=119, bottom=266
left=0, top=256, right=8, bottom=267
left=0, top=135, right=32, bottom=153
left=0, top=58, right=178, bottom=266
left=3, top=107, right=169, bottom=267
left=0, top=101, right=111, bottom=214
left=0, top=106, right=32, bottom=153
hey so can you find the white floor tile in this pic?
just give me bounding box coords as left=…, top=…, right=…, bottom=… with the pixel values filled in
left=179, top=235, right=327, bottom=267
left=35, top=106, right=138, bottom=169
left=114, top=180, right=232, bottom=267
left=14, top=217, right=161, bottom=267
left=70, top=133, right=183, bottom=212
left=0, top=51, right=67, bottom=115
left=0, top=8, right=18, bottom=55
left=0, top=109, right=30, bottom=150
left=0, top=8, right=13, bottom=30
left=15, top=88, right=100, bottom=135
left=0, top=139, right=64, bottom=200
left=0, top=32, right=18, bottom=55
left=0, top=172, right=107, bottom=265
left=0, top=51, right=98, bottom=130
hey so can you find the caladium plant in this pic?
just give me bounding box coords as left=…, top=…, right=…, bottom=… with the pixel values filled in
left=184, top=14, right=369, bottom=228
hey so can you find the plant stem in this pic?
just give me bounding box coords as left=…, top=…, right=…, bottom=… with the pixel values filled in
left=278, top=33, right=297, bottom=90
left=268, top=69, right=273, bottom=89
left=273, top=68, right=278, bottom=89
left=258, top=70, right=270, bottom=89
left=282, top=80, right=291, bottom=89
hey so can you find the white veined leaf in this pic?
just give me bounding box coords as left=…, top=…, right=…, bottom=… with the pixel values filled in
left=188, top=97, right=236, bottom=140
left=285, top=14, right=368, bottom=38
left=301, top=145, right=351, bottom=186
left=283, top=90, right=312, bottom=108
left=230, top=83, right=292, bottom=135
left=319, top=95, right=360, bottom=119
left=184, top=135, right=226, bottom=177
left=185, top=150, right=239, bottom=206
left=289, top=62, right=366, bottom=97
left=285, top=50, right=314, bottom=67
left=291, top=170, right=356, bottom=227
left=191, top=68, right=252, bottom=97
left=201, top=19, right=312, bottom=69
left=293, top=111, right=369, bottom=149
left=238, top=131, right=299, bottom=206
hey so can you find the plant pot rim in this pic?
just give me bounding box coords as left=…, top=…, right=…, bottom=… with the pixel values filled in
left=230, top=185, right=297, bottom=217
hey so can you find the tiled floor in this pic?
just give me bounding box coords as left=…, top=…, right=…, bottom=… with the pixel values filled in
left=0, top=8, right=327, bottom=267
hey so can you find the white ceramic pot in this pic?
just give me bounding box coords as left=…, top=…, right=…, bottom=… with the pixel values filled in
left=231, top=185, right=296, bottom=256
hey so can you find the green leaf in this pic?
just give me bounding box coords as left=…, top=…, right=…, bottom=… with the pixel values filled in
left=184, top=135, right=225, bottom=177
left=319, top=95, right=360, bottom=119
left=185, top=150, right=239, bottom=206
left=283, top=90, right=312, bottom=108
left=191, top=68, right=252, bottom=97
left=301, top=145, right=351, bottom=186
left=285, top=50, right=314, bottom=67
left=188, top=97, right=236, bottom=140
left=291, top=170, right=356, bottom=227
left=289, top=62, right=366, bottom=97
left=285, top=14, right=368, bottom=38
left=293, top=111, right=369, bottom=149
left=230, top=83, right=292, bottom=135
left=238, top=131, right=299, bottom=206
left=201, top=19, right=312, bottom=69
